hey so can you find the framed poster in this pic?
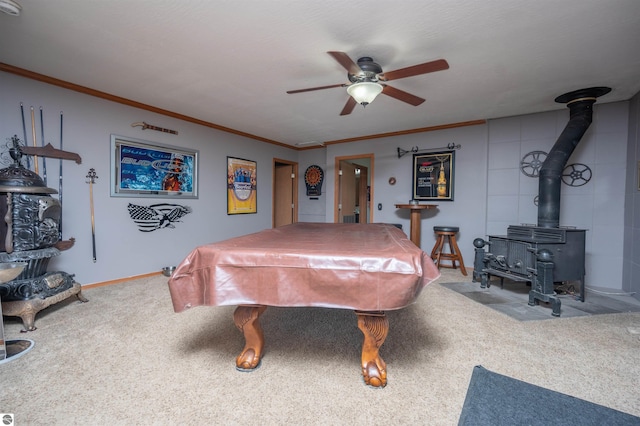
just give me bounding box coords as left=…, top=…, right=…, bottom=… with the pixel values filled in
left=227, top=156, right=257, bottom=214
left=413, top=150, right=455, bottom=201
left=110, top=135, right=198, bottom=198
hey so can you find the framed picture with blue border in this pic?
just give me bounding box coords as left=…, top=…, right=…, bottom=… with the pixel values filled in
left=110, top=134, right=198, bottom=199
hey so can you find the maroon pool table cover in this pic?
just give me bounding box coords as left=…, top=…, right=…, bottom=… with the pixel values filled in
left=168, top=223, right=440, bottom=312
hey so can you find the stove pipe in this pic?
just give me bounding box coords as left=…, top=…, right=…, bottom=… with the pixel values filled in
left=537, top=87, right=611, bottom=228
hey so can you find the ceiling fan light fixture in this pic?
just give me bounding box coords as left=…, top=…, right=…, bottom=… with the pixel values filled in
left=347, top=81, right=383, bottom=106
left=0, top=0, right=21, bottom=16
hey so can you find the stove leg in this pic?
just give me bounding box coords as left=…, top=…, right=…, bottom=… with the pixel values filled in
left=528, top=250, right=561, bottom=316
left=1, top=282, right=87, bottom=332
left=480, top=272, right=491, bottom=289
left=528, top=291, right=561, bottom=317
left=76, top=289, right=89, bottom=303
left=472, top=239, right=493, bottom=288
left=579, top=274, right=585, bottom=302
left=472, top=239, right=486, bottom=283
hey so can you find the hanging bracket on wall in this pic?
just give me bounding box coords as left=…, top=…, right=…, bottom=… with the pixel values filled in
left=397, top=143, right=461, bottom=158
left=131, top=121, right=178, bottom=135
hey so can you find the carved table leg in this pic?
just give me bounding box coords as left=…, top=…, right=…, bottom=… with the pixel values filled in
left=233, top=305, right=267, bottom=371
left=355, top=311, right=389, bottom=388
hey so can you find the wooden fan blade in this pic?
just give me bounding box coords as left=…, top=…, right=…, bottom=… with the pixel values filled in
left=340, top=97, right=357, bottom=116
left=327, top=51, right=362, bottom=75
left=379, top=59, right=449, bottom=81
left=381, top=85, right=425, bottom=106
left=287, top=83, right=345, bottom=94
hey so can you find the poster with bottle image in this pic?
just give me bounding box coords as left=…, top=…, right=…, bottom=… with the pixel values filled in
left=412, top=150, right=454, bottom=201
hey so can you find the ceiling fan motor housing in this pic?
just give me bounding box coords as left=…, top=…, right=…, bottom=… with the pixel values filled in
left=348, top=57, right=383, bottom=83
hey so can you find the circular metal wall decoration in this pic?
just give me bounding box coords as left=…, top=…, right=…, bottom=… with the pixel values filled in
left=520, top=151, right=547, bottom=177
left=562, top=163, right=592, bottom=187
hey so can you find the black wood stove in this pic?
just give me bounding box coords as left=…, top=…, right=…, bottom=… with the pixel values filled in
left=473, top=87, right=611, bottom=316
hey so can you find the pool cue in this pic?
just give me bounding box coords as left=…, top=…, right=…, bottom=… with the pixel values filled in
left=20, top=103, right=30, bottom=168
left=59, top=111, right=64, bottom=240
left=86, top=168, right=98, bottom=263
left=39, top=107, right=47, bottom=185
left=30, top=106, right=39, bottom=175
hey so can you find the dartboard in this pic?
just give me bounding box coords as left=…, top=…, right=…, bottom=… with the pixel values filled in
left=304, top=165, right=324, bottom=196
left=305, top=165, right=323, bottom=186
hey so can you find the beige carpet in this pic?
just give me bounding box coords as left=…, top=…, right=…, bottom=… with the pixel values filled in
left=1, top=270, right=639, bottom=425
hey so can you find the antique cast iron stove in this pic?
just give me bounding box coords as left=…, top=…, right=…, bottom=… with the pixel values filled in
left=473, top=87, right=611, bottom=316
left=0, top=145, right=86, bottom=331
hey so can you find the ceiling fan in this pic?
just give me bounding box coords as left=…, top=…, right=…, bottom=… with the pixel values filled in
left=287, top=51, right=449, bottom=116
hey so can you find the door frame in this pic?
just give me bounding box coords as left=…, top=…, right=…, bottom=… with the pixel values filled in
left=272, top=158, right=298, bottom=227
left=333, top=153, right=374, bottom=223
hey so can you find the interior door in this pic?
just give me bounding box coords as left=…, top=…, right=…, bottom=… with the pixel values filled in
left=334, top=154, right=374, bottom=224
left=357, top=165, right=368, bottom=223
left=273, top=160, right=297, bottom=227
left=338, top=161, right=357, bottom=223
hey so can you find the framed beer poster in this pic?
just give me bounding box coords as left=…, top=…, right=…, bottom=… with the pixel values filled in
left=227, top=157, right=257, bottom=214
left=110, top=134, right=198, bottom=199
left=412, top=150, right=455, bottom=201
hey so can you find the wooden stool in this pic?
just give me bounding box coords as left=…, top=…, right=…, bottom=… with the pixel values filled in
left=431, top=226, right=467, bottom=275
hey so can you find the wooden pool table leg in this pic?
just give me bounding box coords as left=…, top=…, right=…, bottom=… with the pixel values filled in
left=233, top=305, right=267, bottom=371
left=355, top=311, right=388, bottom=388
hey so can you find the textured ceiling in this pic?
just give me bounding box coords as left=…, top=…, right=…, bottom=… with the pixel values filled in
left=1, top=0, right=640, bottom=147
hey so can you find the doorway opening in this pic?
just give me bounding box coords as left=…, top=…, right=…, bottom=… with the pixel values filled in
left=273, top=158, right=298, bottom=228
left=334, top=154, right=374, bottom=224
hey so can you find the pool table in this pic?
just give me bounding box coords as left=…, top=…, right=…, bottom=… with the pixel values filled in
left=168, top=222, right=440, bottom=387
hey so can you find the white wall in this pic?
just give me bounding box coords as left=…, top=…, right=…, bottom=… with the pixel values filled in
left=624, top=91, right=640, bottom=298
left=0, top=72, right=297, bottom=284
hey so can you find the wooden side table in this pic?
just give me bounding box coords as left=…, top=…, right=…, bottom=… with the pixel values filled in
left=395, top=204, right=438, bottom=248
